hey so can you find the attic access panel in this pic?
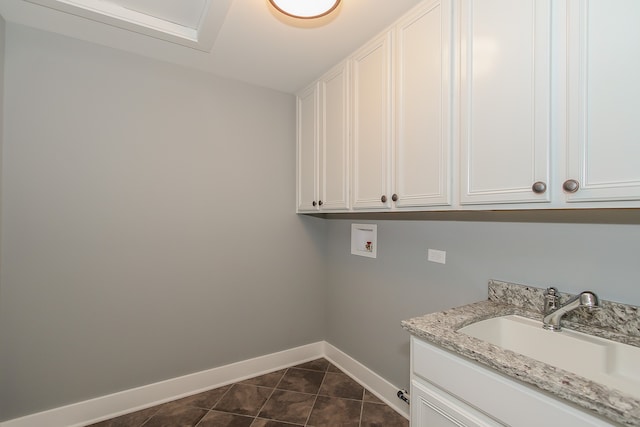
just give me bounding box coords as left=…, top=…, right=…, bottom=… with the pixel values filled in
left=25, top=0, right=232, bottom=51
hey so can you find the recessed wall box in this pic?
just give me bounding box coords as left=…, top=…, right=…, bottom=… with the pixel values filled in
left=351, top=223, right=377, bottom=258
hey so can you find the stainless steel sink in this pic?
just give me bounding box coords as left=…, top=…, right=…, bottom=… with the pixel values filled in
left=458, top=315, right=640, bottom=398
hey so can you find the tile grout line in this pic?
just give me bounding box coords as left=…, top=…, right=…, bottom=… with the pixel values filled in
left=138, top=405, right=163, bottom=427
left=192, top=410, right=208, bottom=427
left=303, top=362, right=331, bottom=427
left=193, top=384, right=236, bottom=427
left=251, top=367, right=289, bottom=425
left=358, top=387, right=365, bottom=427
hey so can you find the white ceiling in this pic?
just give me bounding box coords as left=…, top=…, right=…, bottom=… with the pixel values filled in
left=0, top=0, right=423, bottom=93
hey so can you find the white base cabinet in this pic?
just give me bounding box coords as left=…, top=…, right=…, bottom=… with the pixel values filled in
left=410, top=337, right=614, bottom=427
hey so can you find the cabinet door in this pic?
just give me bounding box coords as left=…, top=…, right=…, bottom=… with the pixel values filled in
left=459, top=0, right=551, bottom=205
left=352, top=32, right=393, bottom=209
left=319, top=62, right=350, bottom=210
left=565, top=0, right=640, bottom=202
left=296, top=83, right=319, bottom=212
left=411, top=379, right=502, bottom=427
left=394, top=0, right=452, bottom=208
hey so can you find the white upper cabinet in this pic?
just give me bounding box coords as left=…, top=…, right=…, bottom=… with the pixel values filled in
left=351, top=0, right=453, bottom=211
left=319, top=62, right=350, bottom=210
left=296, top=0, right=640, bottom=214
left=296, top=63, right=350, bottom=213
left=296, top=83, right=319, bottom=212
left=459, top=0, right=551, bottom=205
left=351, top=32, right=393, bottom=210
left=564, top=0, right=640, bottom=203
left=393, top=0, right=452, bottom=208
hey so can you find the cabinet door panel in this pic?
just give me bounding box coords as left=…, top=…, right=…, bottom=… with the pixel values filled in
left=320, top=63, right=350, bottom=210
left=460, top=0, right=551, bottom=204
left=352, top=33, right=392, bottom=209
left=395, top=0, right=452, bottom=208
left=566, top=0, right=640, bottom=202
left=296, top=84, right=319, bottom=212
left=411, top=380, right=501, bottom=427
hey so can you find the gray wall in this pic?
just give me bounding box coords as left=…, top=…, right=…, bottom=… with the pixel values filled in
left=325, top=219, right=640, bottom=391
left=0, top=16, right=4, bottom=303
left=0, top=24, right=327, bottom=420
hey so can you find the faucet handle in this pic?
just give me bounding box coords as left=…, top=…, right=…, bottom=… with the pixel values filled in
left=580, top=291, right=600, bottom=312
left=543, top=287, right=559, bottom=314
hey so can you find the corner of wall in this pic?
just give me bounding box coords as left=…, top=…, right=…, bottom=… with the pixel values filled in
left=0, top=12, right=6, bottom=419
left=0, top=10, right=6, bottom=315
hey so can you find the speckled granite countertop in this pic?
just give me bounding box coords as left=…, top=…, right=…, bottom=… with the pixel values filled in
left=401, top=280, right=640, bottom=427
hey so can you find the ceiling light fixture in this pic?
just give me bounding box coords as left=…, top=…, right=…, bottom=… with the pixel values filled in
left=268, top=0, right=341, bottom=19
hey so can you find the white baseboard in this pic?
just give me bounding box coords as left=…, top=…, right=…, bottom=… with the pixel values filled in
left=322, top=342, right=409, bottom=419
left=0, top=341, right=408, bottom=427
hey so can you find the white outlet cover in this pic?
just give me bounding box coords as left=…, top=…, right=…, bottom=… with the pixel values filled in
left=428, top=249, right=446, bottom=264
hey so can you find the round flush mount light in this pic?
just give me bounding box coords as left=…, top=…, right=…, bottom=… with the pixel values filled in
left=268, top=0, right=341, bottom=19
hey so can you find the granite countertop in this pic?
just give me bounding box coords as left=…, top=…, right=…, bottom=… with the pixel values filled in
left=401, top=280, right=640, bottom=427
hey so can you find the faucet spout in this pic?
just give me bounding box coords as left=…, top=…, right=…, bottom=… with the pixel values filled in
left=542, top=290, right=599, bottom=331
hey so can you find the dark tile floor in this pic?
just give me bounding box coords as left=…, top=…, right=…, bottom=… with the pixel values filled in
left=88, top=358, right=409, bottom=427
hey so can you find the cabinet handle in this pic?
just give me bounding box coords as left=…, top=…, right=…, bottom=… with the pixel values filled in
left=318, top=200, right=323, bottom=206
left=562, top=179, right=580, bottom=193
left=312, top=201, right=317, bottom=207
left=381, top=195, right=387, bottom=203
left=392, top=193, right=398, bottom=202
left=531, top=182, right=547, bottom=194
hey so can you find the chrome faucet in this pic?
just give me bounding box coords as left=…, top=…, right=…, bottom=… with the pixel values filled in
left=542, top=287, right=599, bottom=331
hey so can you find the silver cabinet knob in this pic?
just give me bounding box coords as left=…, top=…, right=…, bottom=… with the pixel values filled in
left=392, top=194, right=398, bottom=202
left=531, top=181, right=547, bottom=194
left=381, top=195, right=387, bottom=203
left=562, top=179, right=580, bottom=193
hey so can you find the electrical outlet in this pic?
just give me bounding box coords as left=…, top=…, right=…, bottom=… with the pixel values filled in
left=428, top=249, right=446, bottom=264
